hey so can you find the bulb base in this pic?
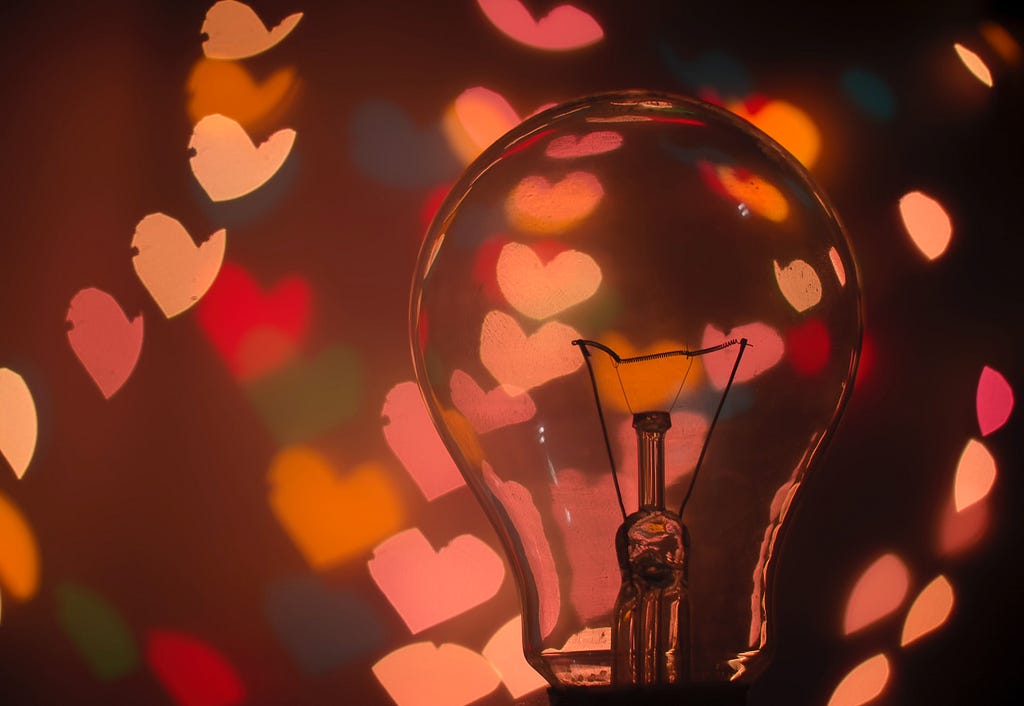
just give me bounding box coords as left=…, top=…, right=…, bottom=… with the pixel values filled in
left=548, top=683, right=749, bottom=706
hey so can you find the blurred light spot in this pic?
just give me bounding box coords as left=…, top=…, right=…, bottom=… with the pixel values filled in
left=56, top=582, right=138, bottom=681
left=774, top=259, right=822, bottom=312
left=187, top=58, right=299, bottom=133
left=702, top=322, right=785, bottom=388
left=841, top=69, right=896, bottom=121
left=827, top=653, right=890, bottom=706
left=843, top=553, right=910, bottom=635
left=369, top=528, right=505, bottom=634
left=420, top=183, right=451, bottom=230
left=444, top=87, right=521, bottom=164
left=898, top=191, right=952, bottom=260
left=900, top=575, right=954, bottom=647
left=0, top=369, right=37, bottom=479
left=66, top=288, right=143, bottom=399
left=147, top=630, right=245, bottom=706
left=828, top=246, right=847, bottom=286
left=201, top=1, right=302, bottom=60
left=591, top=333, right=703, bottom=412
left=264, top=578, right=385, bottom=674
left=786, top=319, right=831, bottom=376
left=716, top=167, right=790, bottom=222
left=506, top=171, right=604, bottom=234
left=196, top=261, right=311, bottom=381
left=479, top=310, right=583, bottom=392
left=383, top=381, right=466, bottom=500
left=0, top=491, right=40, bottom=600
left=976, top=366, right=1014, bottom=436
left=483, top=463, right=561, bottom=636
left=545, top=130, right=623, bottom=158
left=373, top=642, right=500, bottom=706
left=980, top=21, right=1021, bottom=66
left=954, top=439, right=996, bottom=512
left=268, top=446, right=402, bottom=570
left=476, top=0, right=603, bottom=51
left=132, top=213, right=226, bottom=319
left=245, top=345, right=361, bottom=444
left=483, top=617, right=548, bottom=698
left=497, top=241, right=602, bottom=319
left=658, top=45, right=752, bottom=102
left=451, top=370, right=536, bottom=434
left=938, top=495, right=990, bottom=556
left=189, top=114, right=295, bottom=202
left=350, top=102, right=460, bottom=188
left=730, top=98, right=821, bottom=168
left=954, top=43, right=994, bottom=87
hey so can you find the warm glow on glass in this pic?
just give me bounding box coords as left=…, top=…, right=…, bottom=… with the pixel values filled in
left=479, top=310, right=583, bottom=391
left=189, top=114, right=296, bottom=202
left=412, top=92, right=861, bottom=690
left=66, top=288, right=144, bottom=399
left=827, top=653, right=890, bottom=706
left=267, top=446, right=403, bottom=569
left=774, top=258, right=823, bottom=313
left=373, top=642, right=501, bottom=706
left=0, top=369, right=37, bottom=479
left=898, top=190, right=952, bottom=260
left=496, top=242, right=603, bottom=319
left=0, top=491, right=40, bottom=600
left=131, top=213, right=226, bottom=318
left=451, top=370, right=537, bottom=433
left=475, top=0, right=604, bottom=51
left=201, top=0, right=303, bottom=60
left=953, top=439, right=997, bottom=512
left=976, top=365, right=1014, bottom=436
left=546, top=130, right=623, bottom=158
left=368, top=527, right=505, bottom=634
left=843, top=553, right=910, bottom=635
left=954, top=43, right=994, bottom=87
left=505, top=171, right=605, bottom=234
left=900, top=575, right=954, bottom=647
left=146, top=630, right=245, bottom=706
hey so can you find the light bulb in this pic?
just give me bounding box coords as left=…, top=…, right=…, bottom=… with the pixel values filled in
left=410, top=91, right=861, bottom=699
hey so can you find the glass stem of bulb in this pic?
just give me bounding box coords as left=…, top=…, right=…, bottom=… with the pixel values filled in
left=612, top=411, right=690, bottom=686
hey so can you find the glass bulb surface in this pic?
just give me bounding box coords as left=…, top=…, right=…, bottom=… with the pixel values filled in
left=410, top=91, right=861, bottom=689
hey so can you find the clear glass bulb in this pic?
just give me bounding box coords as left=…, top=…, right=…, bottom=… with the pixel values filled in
left=410, top=91, right=861, bottom=691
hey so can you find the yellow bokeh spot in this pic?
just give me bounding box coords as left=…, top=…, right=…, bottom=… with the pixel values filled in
left=268, top=446, right=403, bottom=570
left=591, top=332, right=704, bottom=413
left=731, top=99, right=821, bottom=169
left=0, top=491, right=40, bottom=600
left=717, top=166, right=790, bottom=223
left=187, top=58, right=299, bottom=133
